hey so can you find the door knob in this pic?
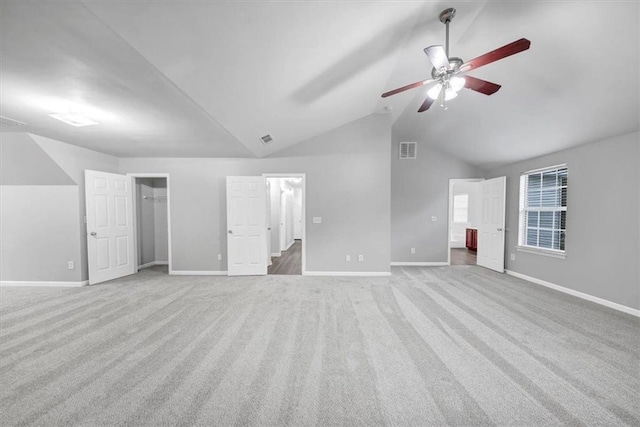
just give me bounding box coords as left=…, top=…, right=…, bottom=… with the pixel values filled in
left=90, top=232, right=97, bottom=236
left=228, top=230, right=233, bottom=234
left=497, top=228, right=503, bottom=232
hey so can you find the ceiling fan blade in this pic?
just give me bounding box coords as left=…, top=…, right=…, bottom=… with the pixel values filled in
left=424, top=45, right=449, bottom=70
left=418, top=97, right=435, bottom=113
left=461, top=38, right=531, bottom=72
left=464, top=76, right=501, bottom=95
left=381, top=79, right=435, bottom=98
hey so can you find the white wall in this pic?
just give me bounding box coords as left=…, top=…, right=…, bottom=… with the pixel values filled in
left=293, top=184, right=302, bottom=239
left=268, top=178, right=282, bottom=256
left=136, top=179, right=156, bottom=266
left=285, top=184, right=294, bottom=249
left=450, top=181, right=482, bottom=248
left=119, top=113, right=391, bottom=273
left=487, top=131, right=639, bottom=310
left=153, top=181, right=168, bottom=263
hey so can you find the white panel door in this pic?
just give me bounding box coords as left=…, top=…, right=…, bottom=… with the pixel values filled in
left=265, top=180, right=272, bottom=266
left=226, top=176, right=268, bottom=276
left=85, top=170, right=135, bottom=284
left=293, top=186, right=302, bottom=239
left=477, top=176, right=506, bottom=272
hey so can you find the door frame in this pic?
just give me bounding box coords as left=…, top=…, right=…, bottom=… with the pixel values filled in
left=263, top=173, right=306, bottom=275
left=447, top=178, right=484, bottom=266
left=127, top=173, right=173, bottom=274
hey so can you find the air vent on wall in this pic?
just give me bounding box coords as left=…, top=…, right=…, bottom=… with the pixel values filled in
left=0, top=115, right=26, bottom=127
left=260, top=134, right=273, bottom=144
left=399, top=142, right=417, bottom=159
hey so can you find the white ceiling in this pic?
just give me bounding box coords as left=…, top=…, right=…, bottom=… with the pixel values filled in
left=1, top=1, right=638, bottom=167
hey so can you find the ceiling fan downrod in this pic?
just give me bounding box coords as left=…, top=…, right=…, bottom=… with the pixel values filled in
left=439, top=8, right=456, bottom=58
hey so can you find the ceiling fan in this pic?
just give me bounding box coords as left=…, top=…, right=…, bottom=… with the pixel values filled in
left=381, top=8, right=531, bottom=112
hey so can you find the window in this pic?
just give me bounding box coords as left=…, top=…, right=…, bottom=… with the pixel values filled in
left=518, top=165, right=567, bottom=255
left=453, top=194, right=469, bottom=223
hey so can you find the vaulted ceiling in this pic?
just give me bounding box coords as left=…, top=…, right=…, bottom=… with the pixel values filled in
left=1, top=1, right=638, bottom=167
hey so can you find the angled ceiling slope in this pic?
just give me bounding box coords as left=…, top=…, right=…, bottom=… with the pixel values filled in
left=0, top=1, right=252, bottom=158
left=1, top=2, right=637, bottom=165
left=390, top=2, right=639, bottom=169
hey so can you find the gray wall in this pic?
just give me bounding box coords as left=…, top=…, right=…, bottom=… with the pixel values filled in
left=391, top=134, right=484, bottom=263
left=0, top=133, right=119, bottom=282
left=0, top=133, right=80, bottom=282
left=33, top=134, right=120, bottom=281
left=119, top=113, right=392, bottom=273
left=487, top=131, right=639, bottom=310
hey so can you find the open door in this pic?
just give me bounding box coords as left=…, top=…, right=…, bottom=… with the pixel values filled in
left=85, top=170, right=136, bottom=284
left=265, top=180, right=272, bottom=267
left=226, top=176, right=268, bottom=276
left=477, top=176, right=506, bottom=272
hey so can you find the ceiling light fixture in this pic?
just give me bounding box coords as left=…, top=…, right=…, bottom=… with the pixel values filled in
left=427, top=76, right=465, bottom=101
left=49, top=112, right=99, bottom=127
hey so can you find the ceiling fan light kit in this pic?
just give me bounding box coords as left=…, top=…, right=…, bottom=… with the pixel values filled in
left=381, top=7, right=531, bottom=113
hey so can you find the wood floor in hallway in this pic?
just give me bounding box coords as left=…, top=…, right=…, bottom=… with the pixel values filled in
left=451, top=248, right=477, bottom=265
left=268, top=239, right=301, bottom=275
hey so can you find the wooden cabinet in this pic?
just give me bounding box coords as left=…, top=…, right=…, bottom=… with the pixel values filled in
left=466, top=228, right=478, bottom=251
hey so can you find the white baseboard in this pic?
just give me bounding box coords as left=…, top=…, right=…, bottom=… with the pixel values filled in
left=0, top=280, right=89, bottom=287
left=170, top=270, right=228, bottom=276
left=285, top=240, right=295, bottom=251
left=271, top=252, right=281, bottom=257
left=155, top=261, right=169, bottom=265
left=304, top=271, right=391, bottom=277
left=391, top=262, right=449, bottom=267
left=505, top=270, right=640, bottom=318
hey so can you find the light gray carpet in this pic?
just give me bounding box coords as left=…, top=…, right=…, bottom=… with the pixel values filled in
left=1, top=266, right=638, bottom=426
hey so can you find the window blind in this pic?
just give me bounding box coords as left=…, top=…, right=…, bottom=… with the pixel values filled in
left=519, top=166, right=567, bottom=251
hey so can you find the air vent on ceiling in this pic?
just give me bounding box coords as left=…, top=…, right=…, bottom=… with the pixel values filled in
left=399, top=142, right=417, bottom=159
left=0, top=115, right=26, bottom=127
left=260, top=134, right=273, bottom=144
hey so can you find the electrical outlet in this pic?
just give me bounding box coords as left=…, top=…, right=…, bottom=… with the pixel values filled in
left=346, top=255, right=351, bottom=262
left=358, top=254, right=364, bottom=262
left=217, top=254, right=222, bottom=261
left=510, top=253, right=515, bottom=261
left=431, top=216, right=438, bottom=222
left=411, top=248, right=416, bottom=254
left=68, top=261, right=74, bottom=270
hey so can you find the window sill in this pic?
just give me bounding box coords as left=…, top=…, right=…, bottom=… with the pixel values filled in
left=516, top=246, right=566, bottom=259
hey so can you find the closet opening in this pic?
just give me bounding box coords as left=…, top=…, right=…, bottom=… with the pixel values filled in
left=130, top=174, right=171, bottom=275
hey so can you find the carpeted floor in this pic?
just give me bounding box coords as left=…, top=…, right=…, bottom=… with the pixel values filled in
left=1, top=266, right=638, bottom=426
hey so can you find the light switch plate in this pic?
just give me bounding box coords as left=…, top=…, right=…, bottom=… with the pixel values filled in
left=313, top=217, right=322, bottom=224
left=431, top=216, right=437, bottom=222
left=358, top=255, right=364, bottom=262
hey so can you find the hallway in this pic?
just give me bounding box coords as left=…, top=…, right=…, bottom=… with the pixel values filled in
left=268, top=240, right=302, bottom=275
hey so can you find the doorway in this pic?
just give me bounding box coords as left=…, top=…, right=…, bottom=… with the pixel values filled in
left=130, top=174, right=172, bottom=275
left=448, top=179, right=483, bottom=266
left=264, top=174, right=305, bottom=275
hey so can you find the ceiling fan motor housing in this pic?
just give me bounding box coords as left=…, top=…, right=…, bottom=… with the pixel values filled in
left=431, top=57, right=463, bottom=79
